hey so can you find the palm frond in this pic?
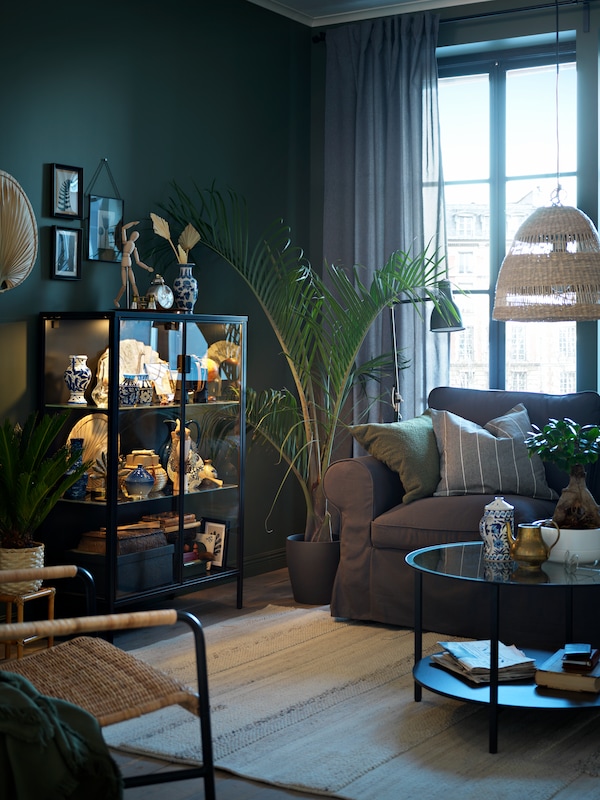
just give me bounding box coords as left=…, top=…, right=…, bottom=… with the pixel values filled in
left=164, top=184, right=446, bottom=540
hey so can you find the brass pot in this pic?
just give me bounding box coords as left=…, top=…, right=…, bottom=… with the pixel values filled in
left=509, top=521, right=560, bottom=571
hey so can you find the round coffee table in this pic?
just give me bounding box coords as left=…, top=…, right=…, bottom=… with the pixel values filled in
left=406, top=541, right=600, bottom=753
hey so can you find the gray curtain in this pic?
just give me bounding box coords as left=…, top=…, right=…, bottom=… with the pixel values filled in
left=323, top=12, right=448, bottom=427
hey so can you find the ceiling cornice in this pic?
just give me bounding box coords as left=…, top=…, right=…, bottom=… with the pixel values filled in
left=246, top=0, right=499, bottom=27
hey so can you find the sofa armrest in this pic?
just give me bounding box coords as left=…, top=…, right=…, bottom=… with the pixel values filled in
left=324, top=455, right=403, bottom=524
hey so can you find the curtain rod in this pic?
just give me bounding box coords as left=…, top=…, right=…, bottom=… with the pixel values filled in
left=312, top=0, right=586, bottom=41
left=441, top=0, right=584, bottom=25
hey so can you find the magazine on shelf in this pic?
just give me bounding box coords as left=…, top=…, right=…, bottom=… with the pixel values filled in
left=535, top=649, right=600, bottom=693
left=431, top=640, right=536, bottom=684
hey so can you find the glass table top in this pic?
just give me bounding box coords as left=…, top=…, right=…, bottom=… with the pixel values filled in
left=406, top=541, right=600, bottom=587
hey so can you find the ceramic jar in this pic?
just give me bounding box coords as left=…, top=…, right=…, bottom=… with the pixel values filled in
left=119, top=374, right=140, bottom=406
left=64, top=355, right=92, bottom=405
left=479, top=496, right=514, bottom=562
left=124, top=464, right=155, bottom=500
left=173, top=263, right=198, bottom=314
left=137, top=373, right=154, bottom=405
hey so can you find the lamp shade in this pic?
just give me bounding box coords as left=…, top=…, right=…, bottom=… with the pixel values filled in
left=493, top=205, right=600, bottom=321
left=430, top=279, right=464, bottom=332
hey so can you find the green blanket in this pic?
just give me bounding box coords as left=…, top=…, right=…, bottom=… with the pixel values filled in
left=0, top=670, right=123, bottom=799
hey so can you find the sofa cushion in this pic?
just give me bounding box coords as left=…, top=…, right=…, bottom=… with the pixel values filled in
left=431, top=403, right=557, bottom=499
left=370, top=493, right=557, bottom=551
left=349, top=411, right=439, bottom=503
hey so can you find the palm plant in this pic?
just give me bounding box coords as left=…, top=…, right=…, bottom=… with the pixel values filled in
left=0, top=412, right=90, bottom=549
left=164, top=185, right=451, bottom=542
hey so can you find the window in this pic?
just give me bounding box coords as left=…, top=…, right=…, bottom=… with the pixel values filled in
left=438, top=47, right=577, bottom=391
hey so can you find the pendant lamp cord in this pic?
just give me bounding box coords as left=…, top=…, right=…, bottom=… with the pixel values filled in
left=552, top=0, right=562, bottom=205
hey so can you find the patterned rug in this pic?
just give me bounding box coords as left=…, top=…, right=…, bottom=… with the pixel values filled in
left=104, top=605, right=600, bottom=799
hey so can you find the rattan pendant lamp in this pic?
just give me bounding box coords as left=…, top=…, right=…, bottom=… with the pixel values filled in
left=493, top=2, right=600, bottom=322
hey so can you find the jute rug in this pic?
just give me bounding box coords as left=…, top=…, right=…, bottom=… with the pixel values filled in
left=104, top=605, right=600, bottom=799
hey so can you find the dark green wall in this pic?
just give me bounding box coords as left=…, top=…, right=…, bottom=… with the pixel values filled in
left=0, top=0, right=314, bottom=573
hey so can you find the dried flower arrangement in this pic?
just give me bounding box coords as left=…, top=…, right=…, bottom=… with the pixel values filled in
left=150, top=212, right=201, bottom=264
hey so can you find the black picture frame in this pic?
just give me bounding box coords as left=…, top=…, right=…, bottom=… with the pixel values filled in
left=202, top=519, right=229, bottom=569
left=88, top=195, right=124, bottom=262
left=51, top=164, right=83, bottom=219
left=52, top=226, right=82, bottom=280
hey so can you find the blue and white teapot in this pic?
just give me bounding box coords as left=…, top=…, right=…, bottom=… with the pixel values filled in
left=479, top=496, right=514, bottom=562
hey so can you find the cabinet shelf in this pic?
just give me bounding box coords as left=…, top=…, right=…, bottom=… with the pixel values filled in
left=39, top=310, right=247, bottom=612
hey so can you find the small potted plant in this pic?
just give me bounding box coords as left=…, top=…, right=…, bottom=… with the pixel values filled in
left=0, top=411, right=90, bottom=592
left=525, top=417, right=600, bottom=562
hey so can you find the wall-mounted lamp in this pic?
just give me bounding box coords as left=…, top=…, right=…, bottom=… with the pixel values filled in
left=391, top=280, right=464, bottom=420
left=429, top=279, right=465, bottom=333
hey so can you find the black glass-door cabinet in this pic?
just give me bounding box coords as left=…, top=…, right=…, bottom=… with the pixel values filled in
left=39, top=311, right=246, bottom=612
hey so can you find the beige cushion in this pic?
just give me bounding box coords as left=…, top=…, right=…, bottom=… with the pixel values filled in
left=349, top=411, right=440, bottom=503
left=431, top=403, right=557, bottom=499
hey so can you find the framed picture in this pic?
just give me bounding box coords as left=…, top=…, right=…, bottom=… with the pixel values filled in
left=51, top=164, right=83, bottom=219
left=52, top=226, right=82, bottom=280
left=202, top=519, right=229, bottom=569
left=196, top=530, right=216, bottom=571
left=88, top=195, right=124, bottom=262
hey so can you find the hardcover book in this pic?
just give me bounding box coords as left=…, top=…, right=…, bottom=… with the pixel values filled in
left=535, top=649, right=600, bottom=693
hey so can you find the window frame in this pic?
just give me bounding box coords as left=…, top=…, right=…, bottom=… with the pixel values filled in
left=438, top=42, right=577, bottom=390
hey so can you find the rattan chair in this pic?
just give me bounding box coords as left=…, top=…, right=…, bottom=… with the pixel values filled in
left=0, top=565, right=215, bottom=799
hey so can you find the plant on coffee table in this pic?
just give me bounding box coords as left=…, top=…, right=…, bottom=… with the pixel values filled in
left=525, top=417, right=600, bottom=529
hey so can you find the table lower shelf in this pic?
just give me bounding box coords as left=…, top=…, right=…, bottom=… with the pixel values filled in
left=414, top=648, right=600, bottom=710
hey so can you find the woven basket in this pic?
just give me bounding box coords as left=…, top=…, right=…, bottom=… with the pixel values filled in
left=0, top=543, right=45, bottom=594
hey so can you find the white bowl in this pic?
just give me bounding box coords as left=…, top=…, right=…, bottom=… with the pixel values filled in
left=541, top=525, right=600, bottom=564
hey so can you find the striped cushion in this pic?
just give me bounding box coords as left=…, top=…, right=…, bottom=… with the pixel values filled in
left=431, top=404, right=557, bottom=499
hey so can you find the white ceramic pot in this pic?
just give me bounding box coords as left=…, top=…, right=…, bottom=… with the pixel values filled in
left=541, top=525, right=600, bottom=564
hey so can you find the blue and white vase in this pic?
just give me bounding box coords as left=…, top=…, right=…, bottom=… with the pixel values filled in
left=479, top=496, right=514, bottom=562
left=64, top=437, right=88, bottom=500
left=124, top=464, right=155, bottom=500
left=173, top=263, right=198, bottom=314
left=64, top=355, right=92, bottom=405
left=119, top=374, right=140, bottom=407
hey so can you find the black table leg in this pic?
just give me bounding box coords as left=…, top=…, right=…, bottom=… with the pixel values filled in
left=414, top=570, right=423, bottom=702
left=489, top=582, right=499, bottom=754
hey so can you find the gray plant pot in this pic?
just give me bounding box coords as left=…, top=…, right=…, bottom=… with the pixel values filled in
left=286, top=533, right=340, bottom=605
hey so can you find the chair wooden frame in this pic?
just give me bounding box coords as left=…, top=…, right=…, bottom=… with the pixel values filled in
left=0, top=566, right=215, bottom=799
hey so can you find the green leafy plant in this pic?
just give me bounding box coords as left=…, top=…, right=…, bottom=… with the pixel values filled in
left=0, top=412, right=91, bottom=549
left=525, top=418, right=600, bottom=529
left=164, top=184, right=454, bottom=542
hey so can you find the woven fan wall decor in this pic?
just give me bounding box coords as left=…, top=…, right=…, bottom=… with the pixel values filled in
left=0, top=170, right=38, bottom=292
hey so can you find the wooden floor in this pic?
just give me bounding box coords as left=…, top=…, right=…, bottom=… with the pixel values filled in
left=110, top=568, right=324, bottom=799
left=5, top=569, right=597, bottom=799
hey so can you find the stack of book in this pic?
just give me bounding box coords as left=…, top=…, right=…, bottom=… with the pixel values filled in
left=431, top=640, right=536, bottom=684
left=535, top=644, right=600, bottom=693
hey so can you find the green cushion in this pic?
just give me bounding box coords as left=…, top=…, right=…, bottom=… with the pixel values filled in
left=349, top=411, right=440, bottom=503
left=430, top=403, right=557, bottom=500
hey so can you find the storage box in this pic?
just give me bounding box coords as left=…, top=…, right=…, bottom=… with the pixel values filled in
left=69, top=544, right=174, bottom=595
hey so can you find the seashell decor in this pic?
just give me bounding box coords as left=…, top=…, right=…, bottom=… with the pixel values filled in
left=0, top=170, right=38, bottom=292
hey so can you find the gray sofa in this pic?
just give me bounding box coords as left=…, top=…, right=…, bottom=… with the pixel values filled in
left=324, top=387, right=600, bottom=648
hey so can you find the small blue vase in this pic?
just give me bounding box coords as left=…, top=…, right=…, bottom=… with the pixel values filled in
left=173, top=263, right=198, bottom=314
left=124, top=464, right=154, bottom=500
left=64, top=355, right=92, bottom=405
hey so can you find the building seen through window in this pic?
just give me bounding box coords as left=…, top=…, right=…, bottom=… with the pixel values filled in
left=438, top=55, right=577, bottom=393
